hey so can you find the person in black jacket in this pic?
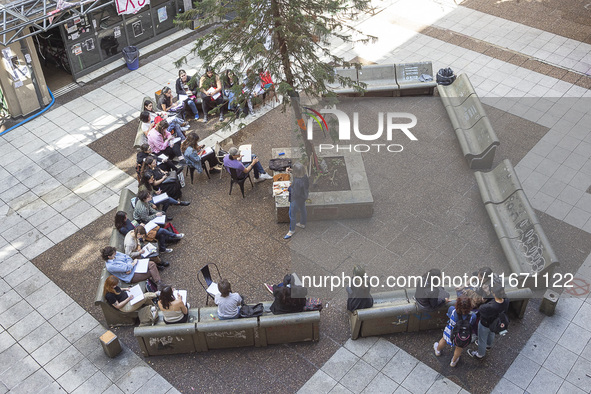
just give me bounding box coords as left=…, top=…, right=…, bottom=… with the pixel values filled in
left=415, top=268, right=450, bottom=311
left=269, top=274, right=307, bottom=315
left=346, top=265, right=373, bottom=312
left=175, top=69, right=200, bottom=119
left=467, top=283, right=508, bottom=359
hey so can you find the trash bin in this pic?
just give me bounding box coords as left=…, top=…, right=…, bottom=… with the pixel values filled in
left=122, top=46, right=139, bottom=71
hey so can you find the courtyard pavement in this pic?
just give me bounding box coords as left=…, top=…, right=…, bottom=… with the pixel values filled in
left=1, top=0, right=591, bottom=392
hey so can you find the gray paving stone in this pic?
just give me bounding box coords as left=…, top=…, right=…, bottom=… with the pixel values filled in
left=340, top=359, right=379, bottom=393
left=115, top=365, right=157, bottom=394
left=49, top=302, right=86, bottom=331
left=25, top=281, right=62, bottom=309
left=44, top=344, right=85, bottom=380
left=7, top=310, right=44, bottom=341
left=61, top=199, right=93, bottom=221
left=71, top=370, right=113, bottom=394
left=343, top=337, right=378, bottom=358
left=93, top=348, right=141, bottom=382
left=360, top=372, right=398, bottom=394
left=298, top=370, right=338, bottom=394
left=9, top=368, right=54, bottom=394
left=71, top=207, right=103, bottom=229
left=41, top=185, right=72, bottom=206
left=46, top=221, right=79, bottom=244
left=15, top=271, right=51, bottom=299
left=56, top=357, right=98, bottom=392
left=102, top=384, right=125, bottom=394
left=25, top=205, right=59, bottom=228
left=546, top=199, right=573, bottom=220
left=526, top=368, right=563, bottom=394
left=425, top=376, right=461, bottom=394
left=520, top=331, right=556, bottom=364
left=581, top=338, right=591, bottom=362
left=95, top=194, right=121, bottom=214
left=504, top=354, right=541, bottom=390
left=37, top=291, right=74, bottom=320
left=0, top=289, right=22, bottom=315
left=555, top=296, right=584, bottom=321
left=557, top=380, right=587, bottom=394
left=572, top=297, right=591, bottom=329
left=166, top=387, right=181, bottom=394
left=382, top=349, right=419, bottom=385
left=401, top=362, right=440, bottom=394
left=136, top=373, right=173, bottom=394
left=329, top=383, right=353, bottom=393
left=565, top=357, right=591, bottom=392
left=564, top=207, right=591, bottom=228
left=0, top=330, right=15, bottom=353
left=31, top=333, right=70, bottom=366
left=321, top=347, right=360, bottom=381
left=0, top=355, right=40, bottom=390
left=0, top=344, right=27, bottom=375
left=558, top=323, right=591, bottom=357
left=19, top=321, right=59, bottom=354
left=6, top=190, right=38, bottom=213
left=51, top=192, right=83, bottom=213
left=73, top=324, right=106, bottom=357
left=61, top=313, right=99, bottom=343
left=0, top=299, right=34, bottom=329
left=541, top=178, right=568, bottom=199
left=542, top=344, right=578, bottom=379
left=0, top=252, right=27, bottom=284
left=361, top=338, right=399, bottom=370
left=575, top=192, right=591, bottom=213
left=20, top=235, right=55, bottom=260
left=16, top=198, right=50, bottom=220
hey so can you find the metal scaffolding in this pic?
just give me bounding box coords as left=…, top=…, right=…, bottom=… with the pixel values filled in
left=0, top=0, right=113, bottom=45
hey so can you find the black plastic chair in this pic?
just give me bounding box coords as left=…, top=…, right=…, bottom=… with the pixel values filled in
left=197, top=263, right=222, bottom=306
left=229, top=167, right=253, bottom=198
left=185, top=161, right=211, bottom=183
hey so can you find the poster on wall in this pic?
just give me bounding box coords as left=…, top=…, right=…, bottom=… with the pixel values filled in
left=72, top=43, right=82, bottom=56
left=84, top=38, right=95, bottom=51
left=132, top=21, right=143, bottom=37
left=157, top=7, right=168, bottom=23
left=115, top=0, right=149, bottom=15
left=114, top=26, right=121, bottom=38
left=2, top=48, right=20, bottom=82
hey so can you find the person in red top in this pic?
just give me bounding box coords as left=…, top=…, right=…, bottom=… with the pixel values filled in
left=258, top=68, right=276, bottom=105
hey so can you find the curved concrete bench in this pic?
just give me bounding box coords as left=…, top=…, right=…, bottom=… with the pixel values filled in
left=358, top=64, right=399, bottom=97
left=395, top=61, right=436, bottom=95
left=327, top=67, right=359, bottom=95
left=475, top=160, right=559, bottom=282
left=134, top=309, right=199, bottom=356
left=197, top=307, right=259, bottom=350
left=445, top=90, right=499, bottom=170
left=438, top=74, right=476, bottom=108
left=258, top=301, right=320, bottom=345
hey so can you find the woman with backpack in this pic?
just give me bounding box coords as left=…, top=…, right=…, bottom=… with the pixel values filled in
left=433, top=296, right=475, bottom=367
left=467, top=283, right=509, bottom=360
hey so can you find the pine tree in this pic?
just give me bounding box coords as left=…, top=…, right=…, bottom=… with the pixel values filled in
left=175, top=0, right=376, bottom=165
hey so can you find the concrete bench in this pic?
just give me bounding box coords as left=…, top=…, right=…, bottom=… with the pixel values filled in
left=445, top=93, right=500, bottom=170
left=197, top=307, right=260, bottom=350
left=258, top=301, right=320, bottom=345
left=349, top=287, right=532, bottom=339
left=95, top=188, right=141, bottom=327
left=475, top=160, right=559, bottom=282
left=327, top=67, right=359, bottom=95
left=438, top=74, right=477, bottom=108
left=134, top=309, right=200, bottom=356
left=395, top=61, right=437, bottom=95
left=133, top=96, right=152, bottom=150
left=358, top=64, right=399, bottom=97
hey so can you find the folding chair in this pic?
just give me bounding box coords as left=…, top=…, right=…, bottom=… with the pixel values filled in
left=185, top=162, right=210, bottom=183
left=229, top=168, right=253, bottom=198
left=197, top=263, right=222, bottom=306
left=215, top=141, right=227, bottom=180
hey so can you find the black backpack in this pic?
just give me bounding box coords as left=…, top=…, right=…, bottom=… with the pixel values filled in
left=489, top=311, right=509, bottom=334
left=451, top=313, right=471, bottom=348
left=239, top=303, right=264, bottom=318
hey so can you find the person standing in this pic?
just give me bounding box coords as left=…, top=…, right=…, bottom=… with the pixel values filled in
left=284, top=163, right=309, bottom=239
left=467, top=283, right=508, bottom=359
left=434, top=296, right=475, bottom=367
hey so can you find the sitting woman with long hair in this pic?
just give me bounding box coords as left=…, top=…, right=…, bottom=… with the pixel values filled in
left=148, top=120, right=183, bottom=160
left=139, top=157, right=184, bottom=202
left=270, top=275, right=306, bottom=315
left=143, top=99, right=188, bottom=140
left=103, top=275, right=159, bottom=312
left=158, top=286, right=189, bottom=324
left=180, top=132, right=221, bottom=175
left=124, top=225, right=171, bottom=265
left=136, top=143, right=177, bottom=180
left=115, top=211, right=135, bottom=236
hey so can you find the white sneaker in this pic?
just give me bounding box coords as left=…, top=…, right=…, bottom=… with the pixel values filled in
left=259, top=173, right=273, bottom=180
left=253, top=176, right=265, bottom=183
left=181, top=126, right=190, bottom=132
left=433, top=342, right=441, bottom=357
left=296, top=223, right=306, bottom=229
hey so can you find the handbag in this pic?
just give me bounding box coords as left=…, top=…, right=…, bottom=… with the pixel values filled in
left=269, top=158, right=292, bottom=171
left=304, top=297, right=323, bottom=311
left=239, top=303, right=264, bottom=318
left=161, top=170, right=178, bottom=184
left=145, top=226, right=160, bottom=242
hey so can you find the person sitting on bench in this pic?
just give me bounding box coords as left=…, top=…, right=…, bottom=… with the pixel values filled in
left=175, top=69, right=200, bottom=120
left=148, top=120, right=183, bottom=161
left=223, top=146, right=273, bottom=183
left=101, top=246, right=165, bottom=288
left=159, top=286, right=190, bottom=324
left=199, top=66, right=225, bottom=123
left=415, top=268, right=450, bottom=311
left=103, top=275, right=159, bottom=312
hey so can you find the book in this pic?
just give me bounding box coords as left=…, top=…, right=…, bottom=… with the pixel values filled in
left=169, top=137, right=181, bottom=146
left=206, top=282, right=221, bottom=296
left=144, top=221, right=159, bottom=233
left=175, top=289, right=187, bottom=305
left=157, top=154, right=168, bottom=161
left=135, top=258, right=150, bottom=274
left=152, top=192, right=169, bottom=204
left=178, top=94, right=188, bottom=102
left=153, top=215, right=166, bottom=224
left=127, top=284, right=145, bottom=305
left=199, top=146, right=214, bottom=157
left=239, top=144, right=252, bottom=163
left=141, top=243, right=157, bottom=258
left=206, top=87, right=221, bottom=100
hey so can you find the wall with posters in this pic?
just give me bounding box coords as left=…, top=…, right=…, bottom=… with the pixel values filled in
left=0, top=36, right=51, bottom=117
left=62, top=0, right=185, bottom=79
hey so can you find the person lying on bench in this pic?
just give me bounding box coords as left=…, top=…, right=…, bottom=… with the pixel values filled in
left=223, top=146, right=273, bottom=183
left=104, top=275, right=159, bottom=313
left=101, top=246, right=165, bottom=288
